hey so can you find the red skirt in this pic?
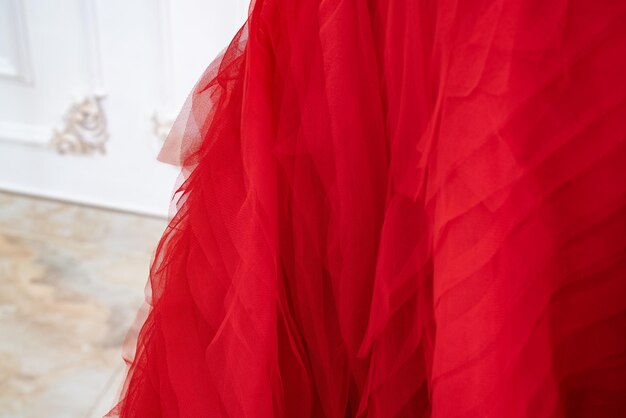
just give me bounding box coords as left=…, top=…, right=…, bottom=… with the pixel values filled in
left=108, top=0, right=626, bottom=416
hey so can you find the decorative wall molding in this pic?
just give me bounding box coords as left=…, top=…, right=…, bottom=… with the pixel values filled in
left=0, top=96, right=110, bottom=153
left=0, top=56, right=23, bottom=81
left=151, top=0, right=177, bottom=146
left=0, top=0, right=107, bottom=152
left=50, top=95, right=109, bottom=155
left=151, top=112, right=173, bottom=145
left=0, top=0, right=33, bottom=84
left=156, top=0, right=175, bottom=112
left=49, top=0, right=108, bottom=155
left=0, top=121, right=49, bottom=145
left=82, top=0, right=105, bottom=94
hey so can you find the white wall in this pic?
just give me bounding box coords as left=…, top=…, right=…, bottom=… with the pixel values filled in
left=0, top=0, right=248, bottom=217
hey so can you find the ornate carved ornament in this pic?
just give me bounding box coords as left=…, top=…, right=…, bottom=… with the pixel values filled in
left=50, top=95, right=108, bottom=155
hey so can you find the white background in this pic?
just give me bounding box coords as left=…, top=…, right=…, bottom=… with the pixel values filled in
left=0, top=0, right=249, bottom=217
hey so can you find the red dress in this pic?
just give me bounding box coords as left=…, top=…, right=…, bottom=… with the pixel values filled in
left=108, top=0, right=626, bottom=416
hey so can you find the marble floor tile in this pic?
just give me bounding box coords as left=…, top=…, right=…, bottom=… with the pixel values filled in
left=0, top=192, right=167, bottom=418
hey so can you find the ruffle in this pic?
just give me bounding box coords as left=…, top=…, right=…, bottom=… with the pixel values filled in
left=108, top=0, right=626, bottom=416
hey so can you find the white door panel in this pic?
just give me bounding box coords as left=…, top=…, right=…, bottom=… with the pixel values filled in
left=0, top=0, right=248, bottom=217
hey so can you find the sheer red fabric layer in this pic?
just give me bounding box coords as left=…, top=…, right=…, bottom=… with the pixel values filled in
left=107, top=0, right=626, bottom=416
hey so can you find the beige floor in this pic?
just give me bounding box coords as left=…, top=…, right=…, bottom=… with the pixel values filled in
left=0, top=192, right=167, bottom=418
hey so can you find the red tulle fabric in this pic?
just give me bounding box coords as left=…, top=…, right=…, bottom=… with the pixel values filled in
left=107, top=0, right=626, bottom=416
